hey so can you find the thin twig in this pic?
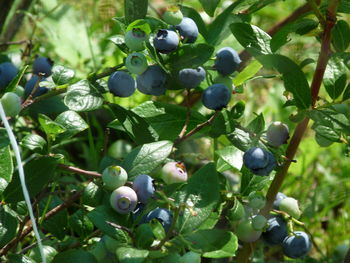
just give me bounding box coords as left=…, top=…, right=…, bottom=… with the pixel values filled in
left=177, top=89, right=192, bottom=139
left=0, top=39, right=30, bottom=47
left=58, top=164, right=102, bottom=178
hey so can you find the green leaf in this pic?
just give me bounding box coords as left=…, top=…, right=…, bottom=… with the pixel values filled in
left=332, top=20, right=350, bottom=52
left=314, top=125, right=341, bottom=142
left=216, top=146, right=243, bottom=172
left=246, top=0, right=282, bottom=13
left=132, top=101, right=207, bottom=141
left=256, top=54, right=311, bottom=109
left=343, top=83, right=350, bottom=101
left=64, top=80, right=104, bottom=112
left=240, top=166, right=270, bottom=196
left=174, top=163, right=220, bottom=234
left=227, top=128, right=252, bottom=152
left=38, top=114, right=66, bottom=140
left=52, top=249, right=97, bottom=263
left=124, top=0, right=148, bottom=24
left=87, top=205, right=130, bottom=242
left=122, top=140, right=173, bottom=179
left=180, top=5, right=208, bottom=39
left=247, top=113, right=265, bottom=134
left=126, top=19, right=151, bottom=34
left=3, top=156, right=60, bottom=203
left=233, top=60, right=262, bottom=86
left=209, top=109, right=236, bottom=138
left=0, top=206, right=18, bottom=248
left=0, top=146, right=13, bottom=191
left=3, top=66, right=28, bottom=94
left=199, top=0, right=220, bottom=16
left=69, top=210, right=94, bottom=239
left=52, top=65, right=75, bottom=85
left=230, top=23, right=272, bottom=56
left=21, top=134, right=47, bottom=152
left=55, top=110, right=89, bottom=139
left=167, top=43, right=214, bottom=71
left=180, top=229, right=238, bottom=258
left=108, top=104, right=158, bottom=144
left=116, top=247, right=149, bottom=263
left=0, top=128, right=10, bottom=148
left=323, top=56, right=347, bottom=100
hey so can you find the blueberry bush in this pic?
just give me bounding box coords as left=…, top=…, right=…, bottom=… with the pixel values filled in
left=0, top=0, right=350, bottom=262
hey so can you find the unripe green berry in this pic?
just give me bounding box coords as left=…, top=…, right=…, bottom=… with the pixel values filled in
left=1, top=92, right=21, bottom=117
left=228, top=199, right=245, bottom=221
left=125, top=52, right=148, bottom=75
left=124, top=29, right=148, bottom=51
left=248, top=192, right=266, bottom=209
left=163, top=6, right=183, bottom=25
left=161, top=162, right=188, bottom=184
left=279, top=197, right=301, bottom=219
left=252, top=215, right=267, bottom=230
left=102, top=165, right=128, bottom=190
left=236, top=220, right=262, bottom=243
left=14, top=86, right=25, bottom=97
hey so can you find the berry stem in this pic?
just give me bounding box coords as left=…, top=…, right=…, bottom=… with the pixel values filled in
left=57, top=163, right=102, bottom=178
left=236, top=0, right=339, bottom=262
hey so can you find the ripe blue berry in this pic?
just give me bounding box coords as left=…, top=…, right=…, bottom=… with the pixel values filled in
left=202, top=83, right=231, bottom=110
left=273, top=192, right=287, bottom=209
left=1, top=92, right=21, bottom=117
left=262, top=216, right=288, bottom=245
left=136, top=65, right=167, bottom=96
left=132, top=174, right=155, bottom=204
left=243, top=147, right=276, bottom=176
left=163, top=7, right=183, bottom=25
left=124, top=28, right=149, bottom=51
left=108, top=71, right=136, bottom=97
left=33, top=56, right=53, bottom=77
left=178, top=67, right=206, bottom=89
left=102, top=165, right=128, bottom=191
left=175, top=17, right=198, bottom=43
left=266, top=121, right=290, bottom=147
left=110, top=186, right=138, bottom=214
left=0, top=62, right=18, bottom=91
left=24, top=75, right=48, bottom=98
left=144, top=208, right=173, bottom=232
left=153, top=29, right=179, bottom=54
left=282, top=231, right=312, bottom=258
left=161, top=162, right=188, bottom=184
left=214, top=47, right=241, bottom=76
left=125, top=52, right=148, bottom=75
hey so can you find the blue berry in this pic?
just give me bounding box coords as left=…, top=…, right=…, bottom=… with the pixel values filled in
left=124, top=29, right=149, bottom=51
left=266, top=122, right=290, bottom=147
left=144, top=208, right=173, bottom=232
left=132, top=174, right=155, bottom=204
left=136, top=65, right=167, bottom=96
left=214, top=47, right=241, bottom=76
left=153, top=29, right=179, bottom=54
left=0, top=62, right=18, bottom=91
left=178, top=67, right=205, bottom=89
left=243, top=147, right=276, bottom=176
left=282, top=231, right=312, bottom=258
left=175, top=17, right=198, bottom=43
left=24, top=75, right=48, bottom=98
left=108, top=71, right=136, bottom=97
left=273, top=192, right=287, bottom=209
left=262, top=216, right=288, bottom=245
left=202, top=83, right=231, bottom=110
left=125, top=52, right=148, bottom=75
left=33, top=56, right=53, bottom=77
left=110, top=186, right=138, bottom=214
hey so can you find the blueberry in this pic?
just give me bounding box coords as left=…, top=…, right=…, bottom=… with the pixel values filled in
left=33, top=56, right=53, bottom=77
left=153, top=29, right=179, bottom=54
left=161, top=162, right=188, bottom=184
left=175, top=17, right=198, bottom=43
left=236, top=220, right=262, bottom=243
left=178, top=67, right=206, bottom=89
left=110, top=186, right=138, bottom=214
left=24, top=75, right=48, bottom=98
left=0, top=92, right=21, bottom=117
left=102, top=165, right=128, bottom=191
left=124, top=28, right=149, bottom=51
left=108, top=71, right=136, bottom=97
left=262, top=216, right=288, bottom=245
left=132, top=174, right=155, bottom=204
left=136, top=65, right=167, bottom=96
left=125, top=52, right=148, bottom=75
left=214, top=47, right=241, bottom=76
left=279, top=197, right=301, bottom=219
left=243, top=147, right=276, bottom=176
left=266, top=122, right=290, bottom=147
left=143, top=208, right=173, bottom=232
left=0, top=62, right=18, bottom=91
left=282, top=231, right=312, bottom=258
left=202, top=83, right=231, bottom=110
left=273, top=192, right=287, bottom=209
left=163, top=6, right=183, bottom=25
left=227, top=199, right=245, bottom=221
